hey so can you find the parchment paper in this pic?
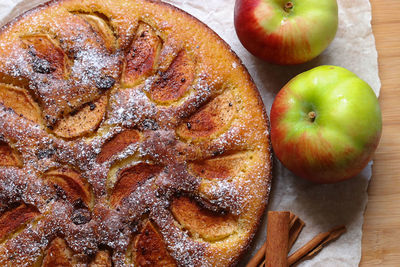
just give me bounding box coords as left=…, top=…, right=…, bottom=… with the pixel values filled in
left=160, top=1, right=380, bottom=266
left=0, top=0, right=380, bottom=266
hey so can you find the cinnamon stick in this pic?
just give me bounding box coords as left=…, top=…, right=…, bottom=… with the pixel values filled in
left=288, top=212, right=298, bottom=228
left=265, top=211, right=290, bottom=267
left=288, top=216, right=305, bottom=251
left=247, top=212, right=346, bottom=267
left=287, top=225, right=346, bottom=266
left=289, top=212, right=296, bottom=224
left=246, top=242, right=267, bottom=267
left=247, top=212, right=305, bottom=267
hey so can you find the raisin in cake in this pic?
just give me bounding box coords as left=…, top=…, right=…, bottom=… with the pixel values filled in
left=0, top=0, right=272, bottom=266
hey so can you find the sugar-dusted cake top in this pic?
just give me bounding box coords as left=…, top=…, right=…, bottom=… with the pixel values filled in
left=0, top=0, right=271, bottom=266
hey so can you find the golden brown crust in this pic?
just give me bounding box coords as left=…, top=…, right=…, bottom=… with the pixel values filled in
left=0, top=0, right=272, bottom=266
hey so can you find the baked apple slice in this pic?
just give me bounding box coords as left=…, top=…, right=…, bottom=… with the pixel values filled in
left=0, top=141, right=23, bottom=167
left=0, top=84, right=41, bottom=124
left=0, top=204, right=39, bottom=242
left=42, top=238, right=74, bottom=267
left=133, top=220, right=176, bottom=267
left=53, top=95, right=108, bottom=139
left=171, top=196, right=237, bottom=241
left=21, top=34, right=68, bottom=78
left=189, top=152, right=249, bottom=180
left=43, top=168, right=92, bottom=207
left=97, top=129, right=141, bottom=164
left=176, top=90, right=236, bottom=140
left=89, top=250, right=112, bottom=266
left=77, top=12, right=117, bottom=53
left=122, top=23, right=162, bottom=87
left=110, top=163, right=162, bottom=207
left=149, top=50, right=195, bottom=103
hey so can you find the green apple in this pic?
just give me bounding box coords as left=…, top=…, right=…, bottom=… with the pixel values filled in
left=270, top=65, right=382, bottom=183
left=234, top=0, right=338, bottom=65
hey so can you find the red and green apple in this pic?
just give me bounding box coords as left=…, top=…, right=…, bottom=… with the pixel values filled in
left=234, top=0, right=338, bottom=65
left=270, top=65, right=382, bottom=184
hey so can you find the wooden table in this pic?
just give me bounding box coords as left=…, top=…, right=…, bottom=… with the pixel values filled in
left=361, top=0, right=400, bottom=265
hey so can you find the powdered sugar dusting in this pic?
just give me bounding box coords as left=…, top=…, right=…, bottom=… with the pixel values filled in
left=0, top=0, right=271, bottom=266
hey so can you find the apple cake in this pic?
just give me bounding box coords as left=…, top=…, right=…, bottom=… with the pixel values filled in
left=0, top=0, right=272, bottom=266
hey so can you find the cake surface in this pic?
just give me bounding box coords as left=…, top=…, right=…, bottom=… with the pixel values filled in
left=0, top=0, right=272, bottom=266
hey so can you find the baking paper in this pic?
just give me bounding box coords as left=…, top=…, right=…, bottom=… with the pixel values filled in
left=159, top=1, right=380, bottom=266
left=0, top=0, right=380, bottom=266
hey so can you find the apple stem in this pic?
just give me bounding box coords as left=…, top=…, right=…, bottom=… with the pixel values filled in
left=284, top=2, right=294, bottom=12
left=308, top=111, right=316, bottom=122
